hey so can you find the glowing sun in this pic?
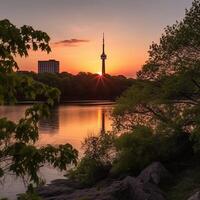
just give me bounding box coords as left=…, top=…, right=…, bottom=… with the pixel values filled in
left=97, top=71, right=102, bottom=76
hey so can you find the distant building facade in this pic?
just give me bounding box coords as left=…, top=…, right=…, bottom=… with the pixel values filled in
left=38, top=59, right=59, bottom=73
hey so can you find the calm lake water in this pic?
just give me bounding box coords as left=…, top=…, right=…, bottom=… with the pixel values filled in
left=0, top=103, right=113, bottom=199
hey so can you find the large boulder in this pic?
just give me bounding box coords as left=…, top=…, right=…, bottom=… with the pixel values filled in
left=38, top=176, right=165, bottom=200
left=122, top=176, right=165, bottom=200
left=188, top=191, right=200, bottom=200
left=138, top=162, right=171, bottom=185
left=37, top=162, right=169, bottom=200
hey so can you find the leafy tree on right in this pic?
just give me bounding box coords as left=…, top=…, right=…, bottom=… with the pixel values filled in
left=112, top=0, right=200, bottom=172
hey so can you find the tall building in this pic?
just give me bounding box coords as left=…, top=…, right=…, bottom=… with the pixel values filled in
left=38, top=59, right=59, bottom=73
left=100, top=33, right=107, bottom=75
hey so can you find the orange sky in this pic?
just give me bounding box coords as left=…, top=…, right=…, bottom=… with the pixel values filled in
left=16, top=34, right=148, bottom=77
left=3, top=0, right=192, bottom=77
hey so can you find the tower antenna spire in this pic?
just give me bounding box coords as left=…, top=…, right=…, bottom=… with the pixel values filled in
left=101, top=33, right=107, bottom=75
left=103, top=32, right=105, bottom=53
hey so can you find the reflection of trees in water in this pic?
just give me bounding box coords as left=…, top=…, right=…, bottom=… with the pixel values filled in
left=38, top=105, right=112, bottom=135
left=39, top=107, right=59, bottom=134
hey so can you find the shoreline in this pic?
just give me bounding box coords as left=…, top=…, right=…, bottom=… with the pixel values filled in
left=16, top=100, right=116, bottom=106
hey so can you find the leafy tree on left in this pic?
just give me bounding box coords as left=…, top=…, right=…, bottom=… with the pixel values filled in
left=0, top=19, right=78, bottom=193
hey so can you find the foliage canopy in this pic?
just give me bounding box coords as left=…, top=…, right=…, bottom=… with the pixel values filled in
left=0, top=19, right=78, bottom=189
left=113, top=1, right=200, bottom=155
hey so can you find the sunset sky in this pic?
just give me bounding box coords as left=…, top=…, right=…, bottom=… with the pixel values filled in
left=0, top=0, right=193, bottom=77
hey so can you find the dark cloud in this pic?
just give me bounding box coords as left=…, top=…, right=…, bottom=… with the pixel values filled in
left=53, top=38, right=90, bottom=47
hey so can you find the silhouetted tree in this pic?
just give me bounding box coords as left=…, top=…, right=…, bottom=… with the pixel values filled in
left=113, top=0, right=200, bottom=154
left=0, top=19, right=78, bottom=194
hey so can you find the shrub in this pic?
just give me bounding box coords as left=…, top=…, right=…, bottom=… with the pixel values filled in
left=111, top=126, right=158, bottom=175
left=69, top=126, right=193, bottom=185
left=69, top=156, right=110, bottom=186
left=68, top=133, right=114, bottom=186
left=111, top=126, right=192, bottom=176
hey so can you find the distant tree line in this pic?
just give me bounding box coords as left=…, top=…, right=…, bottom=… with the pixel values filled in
left=17, top=71, right=135, bottom=101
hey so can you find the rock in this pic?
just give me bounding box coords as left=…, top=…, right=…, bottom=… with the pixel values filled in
left=138, top=162, right=171, bottom=185
left=188, top=191, right=200, bottom=200
left=37, top=162, right=170, bottom=200
left=36, top=179, right=83, bottom=198
left=123, top=176, right=165, bottom=200
left=38, top=176, right=166, bottom=200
